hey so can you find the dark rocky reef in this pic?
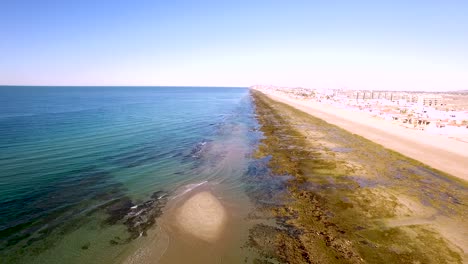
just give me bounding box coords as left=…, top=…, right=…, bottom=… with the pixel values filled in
left=105, top=191, right=169, bottom=244
left=186, top=140, right=212, bottom=159
left=0, top=167, right=122, bottom=251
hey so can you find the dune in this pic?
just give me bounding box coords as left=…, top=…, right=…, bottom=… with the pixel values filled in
left=176, top=191, right=227, bottom=242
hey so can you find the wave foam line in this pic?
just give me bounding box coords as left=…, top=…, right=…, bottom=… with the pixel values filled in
left=171, top=181, right=208, bottom=200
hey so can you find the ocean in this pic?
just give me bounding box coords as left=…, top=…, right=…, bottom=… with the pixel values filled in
left=0, top=86, right=260, bottom=263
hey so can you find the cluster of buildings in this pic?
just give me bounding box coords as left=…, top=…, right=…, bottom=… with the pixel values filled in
left=252, top=85, right=468, bottom=135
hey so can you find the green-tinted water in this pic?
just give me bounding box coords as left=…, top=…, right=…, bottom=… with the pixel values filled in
left=0, top=87, right=260, bottom=263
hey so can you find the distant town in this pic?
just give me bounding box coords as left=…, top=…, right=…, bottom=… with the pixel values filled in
left=252, top=85, right=468, bottom=138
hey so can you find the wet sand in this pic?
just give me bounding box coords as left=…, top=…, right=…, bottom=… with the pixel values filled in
left=254, top=88, right=468, bottom=181
left=123, top=186, right=255, bottom=264
left=154, top=185, right=256, bottom=264
left=175, top=191, right=227, bottom=242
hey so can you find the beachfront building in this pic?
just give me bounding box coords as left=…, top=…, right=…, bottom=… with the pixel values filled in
left=417, top=95, right=443, bottom=107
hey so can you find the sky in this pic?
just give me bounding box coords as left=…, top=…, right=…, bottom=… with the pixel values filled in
left=1, top=0, right=467, bottom=91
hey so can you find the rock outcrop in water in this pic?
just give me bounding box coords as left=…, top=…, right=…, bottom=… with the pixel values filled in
left=105, top=191, right=169, bottom=244
left=124, top=191, right=168, bottom=239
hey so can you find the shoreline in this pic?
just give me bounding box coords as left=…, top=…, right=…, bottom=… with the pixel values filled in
left=248, top=90, right=467, bottom=263
left=253, top=88, right=468, bottom=182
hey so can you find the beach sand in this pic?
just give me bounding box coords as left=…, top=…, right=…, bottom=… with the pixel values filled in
left=255, top=89, right=468, bottom=182
left=175, top=191, right=227, bottom=242
left=123, top=191, right=231, bottom=264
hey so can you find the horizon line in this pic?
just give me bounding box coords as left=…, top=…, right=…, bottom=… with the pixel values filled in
left=0, top=85, right=248, bottom=88
left=1, top=84, right=466, bottom=93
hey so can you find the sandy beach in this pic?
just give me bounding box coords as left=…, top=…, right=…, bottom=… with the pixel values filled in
left=254, top=88, right=468, bottom=182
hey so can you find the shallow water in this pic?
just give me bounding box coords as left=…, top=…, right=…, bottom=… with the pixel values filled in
left=0, top=86, right=260, bottom=263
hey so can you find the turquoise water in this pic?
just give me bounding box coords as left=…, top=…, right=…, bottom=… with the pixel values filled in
left=0, top=86, right=259, bottom=263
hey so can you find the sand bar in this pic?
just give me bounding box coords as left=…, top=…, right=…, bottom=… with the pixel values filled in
left=176, top=191, right=227, bottom=242
left=254, top=89, right=468, bottom=182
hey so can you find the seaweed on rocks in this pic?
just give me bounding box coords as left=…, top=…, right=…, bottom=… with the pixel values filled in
left=104, top=197, right=135, bottom=225
left=123, top=191, right=168, bottom=240
left=103, top=191, right=169, bottom=244
left=248, top=90, right=465, bottom=263
left=243, top=157, right=291, bottom=207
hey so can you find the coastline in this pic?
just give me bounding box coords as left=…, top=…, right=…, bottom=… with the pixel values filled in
left=253, top=88, right=468, bottom=182
left=247, top=90, right=467, bottom=263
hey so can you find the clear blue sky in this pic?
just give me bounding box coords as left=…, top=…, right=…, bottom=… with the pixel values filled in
left=1, top=0, right=467, bottom=90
